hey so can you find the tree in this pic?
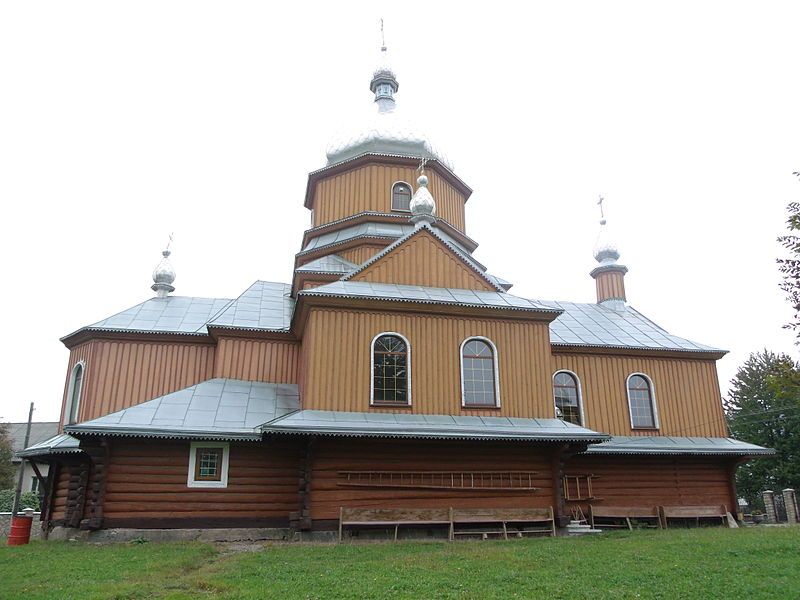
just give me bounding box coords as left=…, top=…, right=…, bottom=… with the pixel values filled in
left=724, top=350, right=800, bottom=506
left=777, top=172, right=800, bottom=334
left=0, top=423, right=15, bottom=490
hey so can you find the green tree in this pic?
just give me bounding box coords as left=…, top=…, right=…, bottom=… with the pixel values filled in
left=725, top=350, right=800, bottom=506
left=777, top=172, right=800, bottom=333
left=0, top=423, right=15, bottom=489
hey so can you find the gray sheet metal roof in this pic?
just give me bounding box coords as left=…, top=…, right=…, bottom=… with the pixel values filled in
left=264, top=410, right=609, bottom=442
left=584, top=436, right=774, bottom=456
left=295, top=254, right=358, bottom=274
left=64, top=296, right=233, bottom=339
left=301, top=222, right=411, bottom=253
left=6, top=422, right=59, bottom=458
left=65, top=378, right=300, bottom=440
left=543, top=300, right=723, bottom=354
left=300, top=281, right=560, bottom=314
left=206, top=281, right=294, bottom=332
left=18, top=433, right=82, bottom=458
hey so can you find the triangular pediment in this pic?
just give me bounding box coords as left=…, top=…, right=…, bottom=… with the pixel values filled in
left=344, top=227, right=500, bottom=291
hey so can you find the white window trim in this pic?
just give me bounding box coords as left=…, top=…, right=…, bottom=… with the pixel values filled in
left=65, top=361, right=86, bottom=425
left=552, top=369, right=585, bottom=426
left=390, top=180, right=413, bottom=213
left=625, top=372, right=660, bottom=430
left=370, top=331, right=412, bottom=406
left=187, top=441, right=230, bottom=489
left=460, top=336, right=501, bottom=408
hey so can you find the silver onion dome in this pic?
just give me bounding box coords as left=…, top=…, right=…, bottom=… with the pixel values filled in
left=325, top=45, right=451, bottom=168
left=409, top=174, right=436, bottom=227
left=593, top=218, right=621, bottom=265
left=151, top=249, right=176, bottom=297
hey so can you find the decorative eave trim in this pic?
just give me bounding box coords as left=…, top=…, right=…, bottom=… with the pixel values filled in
left=584, top=447, right=775, bottom=456
left=65, top=426, right=262, bottom=442
left=61, top=328, right=215, bottom=349
left=265, top=429, right=609, bottom=443
left=304, top=154, right=473, bottom=209
left=550, top=342, right=727, bottom=359
left=301, top=211, right=478, bottom=253
left=206, top=326, right=297, bottom=342
left=340, top=225, right=502, bottom=292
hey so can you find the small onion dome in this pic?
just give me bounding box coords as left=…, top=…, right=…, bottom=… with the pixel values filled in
left=409, top=174, right=436, bottom=227
left=370, top=46, right=398, bottom=97
left=593, top=218, right=621, bottom=265
left=151, top=249, right=176, bottom=297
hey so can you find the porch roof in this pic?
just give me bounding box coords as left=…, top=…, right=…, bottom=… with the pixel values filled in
left=17, top=433, right=82, bottom=458
left=584, top=436, right=775, bottom=456
left=263, top=410, right=609, bottom=443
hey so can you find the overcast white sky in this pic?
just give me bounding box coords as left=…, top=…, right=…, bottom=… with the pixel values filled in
left=1, top=2, right=798, bottom=423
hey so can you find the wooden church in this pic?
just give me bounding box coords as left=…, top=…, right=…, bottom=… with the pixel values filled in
left=21, top=44, right=772, bottom=539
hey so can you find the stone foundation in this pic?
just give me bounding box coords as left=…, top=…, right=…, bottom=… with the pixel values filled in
left=49, top=525, right=291, bottom=543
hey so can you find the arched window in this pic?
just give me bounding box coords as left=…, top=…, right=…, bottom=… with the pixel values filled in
left=553, top=371, right=582, bottom=425
left=67, top=362, right=84, bottom=424
left=461, top=338, right=500, bottom=407
left=391, top=182, right=412, bottom=212
left=371, top=333, right=410, bottom=405
left=627, top=373, right=658, bottom=429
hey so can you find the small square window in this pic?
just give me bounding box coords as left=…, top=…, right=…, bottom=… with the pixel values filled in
left=187, top=442, right=229, bottom=488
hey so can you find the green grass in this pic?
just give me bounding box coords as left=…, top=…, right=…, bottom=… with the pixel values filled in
left=1, top=527, right=798, bottom=599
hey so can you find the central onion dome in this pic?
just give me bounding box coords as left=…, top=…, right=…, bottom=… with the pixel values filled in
left=325, top=46, right=451, bottom=168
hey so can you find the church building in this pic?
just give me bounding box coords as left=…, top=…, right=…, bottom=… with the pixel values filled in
left=20, top=45, right=772, bottom=539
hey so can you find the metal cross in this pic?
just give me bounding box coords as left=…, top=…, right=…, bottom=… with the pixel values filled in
left=419, top=156, right=427, bottom=174
left=165, top=232, right=174, bottom=252
left=597, top=195, right=605, bottom=219
left=380, top=18, right=386, bottom=50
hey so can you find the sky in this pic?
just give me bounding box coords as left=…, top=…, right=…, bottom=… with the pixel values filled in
left=1, top=2, right=798, bottom=423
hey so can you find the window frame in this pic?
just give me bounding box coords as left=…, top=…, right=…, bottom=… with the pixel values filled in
left=625, top=372, right=660, bottom=430
left=390, top=181, right=413, bottom=213
left=65, top=361, right=85, bottom=425
left=552, top=369, right=585, bottom=426
left=370, top=332, right=412, bottom=406
left=187, top=441, right=230, bottom=489
left=459, top=336, right=501, bottom=408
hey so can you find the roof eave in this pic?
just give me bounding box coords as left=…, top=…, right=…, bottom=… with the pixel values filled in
left=65, top=426, right=262, bottom=442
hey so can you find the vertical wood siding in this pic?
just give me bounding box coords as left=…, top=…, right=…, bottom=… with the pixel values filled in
left=336, top=244, right=390, bottom=266
left=549, top=354, right=727, bottom=437
left=311, top=164, right=467, bottom=231
left=309, top=438, right=555, bottom=521
left=61, top=340, right=216, bottom=426
left=566, top=455, right=735, bottom=511
left=594, top=271, right=626, bottom=302
left=350, top=232, right=494, bottom=290
left=102, top=440, right=303, bottom=521
left=214, top=338, right=300, bottom=383
left=301, top=308, right=552, bottom=416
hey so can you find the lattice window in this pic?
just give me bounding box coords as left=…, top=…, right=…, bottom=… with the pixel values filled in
left=627, top=374, right=657, bottom=428
left=462, top=339, right=498, bottom=407
left=554, top=371, right=582, bottom=425
left=391, top=182, right=412, bottom=212
left=372, top=334, right=409, bottom=404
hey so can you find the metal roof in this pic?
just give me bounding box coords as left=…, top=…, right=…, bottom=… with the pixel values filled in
left=65, top=378, right=300, bottom=440
left=542, top=300, right=724, bottom=354
left=301, top=222, right=411, bottom=253
left=585, top=436, right=774, bottom=456
left=264, top=410, right=609, bottom=442
left=17, top=433, right=82, bottom=458
left=6, top=422, right=59, bottom=458
left=64, top=296, right=233, bottom=339
left=299, top=281, right=560, bottom=314
left=206, top=281, right=294, bottom=332
left=295, top=255, right=359, bottom=274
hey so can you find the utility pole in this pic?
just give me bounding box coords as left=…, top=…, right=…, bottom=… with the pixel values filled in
left=11, top=402, right=34, bottom=515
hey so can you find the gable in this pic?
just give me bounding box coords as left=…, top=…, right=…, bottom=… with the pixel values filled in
left=347, top=229, right=496, bottom=291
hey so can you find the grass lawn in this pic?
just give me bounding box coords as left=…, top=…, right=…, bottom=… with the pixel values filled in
left=0, top=527, right=798, bottom=599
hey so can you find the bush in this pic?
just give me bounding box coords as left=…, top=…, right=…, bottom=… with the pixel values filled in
left=0, top=489, right=40, bottom=512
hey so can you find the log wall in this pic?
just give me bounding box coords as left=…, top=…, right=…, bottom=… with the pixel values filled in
left=565, top=454, right=736, bottom=513
left=308, top=438, right=556, bottom=522
left=102, top=439, right=303, bottom=527
left=311, top=164, right=467, bottom=231
left=49, top=465, right=71, bottom=521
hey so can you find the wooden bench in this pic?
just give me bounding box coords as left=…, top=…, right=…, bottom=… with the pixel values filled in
left=449, top=507, right=556, bottom=540
left=338, top=507, right=451, bottom=541
left=659, top=505, right=729, bottom=528
left=588, top=505, right=661, bottom=530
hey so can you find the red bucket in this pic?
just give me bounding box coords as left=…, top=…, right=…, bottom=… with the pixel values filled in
left=7, top=514, right=33, bottom=546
